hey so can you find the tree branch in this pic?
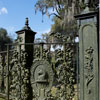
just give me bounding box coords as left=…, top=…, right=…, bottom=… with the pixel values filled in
left=56, top=0, right=61, bottom=9
left=49, top=13, right=62, bottom=19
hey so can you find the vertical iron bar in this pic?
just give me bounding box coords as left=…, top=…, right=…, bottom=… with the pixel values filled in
left=0, top=54, right=1, bottom=92
left=98, top=5, right=100, bottom=100
left=7, top=45, right=9, bottom=100
left=40, top=43, right=44, bottom=59
left=63, top=43, right=67, bottom=99
left=19, top=44, right=21, bottom=100
left=53, top=51, right=56, bottom=72
left=76, top=43, right=79, bottom=100
left=63, top=43, right=66, bottom=63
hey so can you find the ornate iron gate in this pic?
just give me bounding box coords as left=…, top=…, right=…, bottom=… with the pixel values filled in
left=0, top=1, right=99, bottom=100
left=0, top=42, right=80, bottom=100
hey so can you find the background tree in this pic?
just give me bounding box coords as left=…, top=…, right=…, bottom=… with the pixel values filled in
left=0, top=28, right=12, bottom=51
left=35, top=0, right=79, bottom=36
left=35, top=0, right=98, bottom=41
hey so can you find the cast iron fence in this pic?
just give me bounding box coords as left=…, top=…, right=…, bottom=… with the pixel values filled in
left=0, top=42, right=80, bottom=100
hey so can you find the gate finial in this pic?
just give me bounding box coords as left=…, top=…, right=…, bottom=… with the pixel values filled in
left=25, top=17, right=29, bottom=26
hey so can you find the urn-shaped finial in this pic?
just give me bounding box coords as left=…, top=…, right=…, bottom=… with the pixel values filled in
left=25, top=17, right=29, bottom=26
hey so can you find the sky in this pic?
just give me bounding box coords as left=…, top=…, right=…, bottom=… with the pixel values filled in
left=0, top=0, right=53, bottom=40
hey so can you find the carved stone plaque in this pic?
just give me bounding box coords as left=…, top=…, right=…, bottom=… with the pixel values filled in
left=79, top=22, right=98, bottom=100
left=30, top=60, right=53, bottom=98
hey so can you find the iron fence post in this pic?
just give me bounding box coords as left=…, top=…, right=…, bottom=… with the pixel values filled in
left=63, top=43, right=66, bottom=63
left=7, top=45, right=9, bottom=100
left=19, top=44, right=21, bottom=100
left=40, top=43, right=44, bottom=59
left=76, top=43, right=79, bottom=100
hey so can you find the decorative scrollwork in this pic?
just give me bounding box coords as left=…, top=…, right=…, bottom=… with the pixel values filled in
left=0, top=40, right=76, bottom=100
left=0, top=55, right=3, bottom=76
left=9, top=50, right=29, bottom=100
left=32, top=43, right=76, bottom=100
left=33, top=45, right=51, bottom=62
left=31, top=60, right=53, bottom=100
left=0, top=55, right=3, bottom=92
left=84, top=46, right=94, bottom=94
left=31, top=43, right=76, bottom=100
left=0, top=54, right=7, bottom=93
left=34, top=46, right=41, bottom=61
left=53, top=44, right=75, bottom=100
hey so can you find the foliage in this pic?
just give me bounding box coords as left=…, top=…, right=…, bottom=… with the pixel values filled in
left=35, top=33, right=52, bottom=43
left=41, top=33, right=51, bottom=43
left=35, top=0, right=80, bottom=19
left=51, top=18, right=63, bottom=34
left=35, top=0, right=78, bottom=41
left=35, top=0, right=98, bottom=41
left=0, top=28, right=12, bottom=51
left=35, top=0, right=97, bottom=19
